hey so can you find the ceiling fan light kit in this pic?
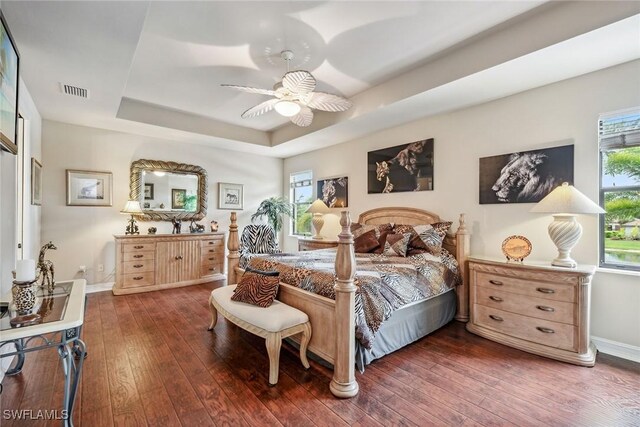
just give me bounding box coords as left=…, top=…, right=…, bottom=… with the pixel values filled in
left=222, top=50, right=352, bottom=127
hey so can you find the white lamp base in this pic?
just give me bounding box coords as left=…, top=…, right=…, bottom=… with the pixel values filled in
left=311, top=213, right=325, bottom=240
left=548, top=214, right=582, bottom=268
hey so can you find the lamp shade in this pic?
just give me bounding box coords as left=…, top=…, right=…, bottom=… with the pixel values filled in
left=121, top=200, right=143, bottom=214
left=530, top=183, right=605, bottom=214
left=306, top=199, right=330, bottom=214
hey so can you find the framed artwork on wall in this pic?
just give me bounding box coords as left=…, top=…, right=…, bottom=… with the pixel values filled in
left=0, top=11, right=20, bottom=155
left=31, top=158, right=42, bottom=206
left=317, top=176, right=348, bottom=208
left=66, top=169, right=113, bottom=206
left=144, top=183, right=154, bottom=200
left=171, top=188, right=186, bottom=209
left=479, top=144, right=574, bottom=204
left=219, top=182, right=243, bottom=210
left=368, top=139, right=434, bottom=193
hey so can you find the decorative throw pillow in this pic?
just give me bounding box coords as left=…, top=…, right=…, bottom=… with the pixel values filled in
left=394, top=222, right=452, bottom=255
left=351, top=223, right=393, bottom=253
left=381, top=233, right=411, bottom=257
left=231, top=267, right=280, bottom=307
left=353, top=229, right=380, bottom=253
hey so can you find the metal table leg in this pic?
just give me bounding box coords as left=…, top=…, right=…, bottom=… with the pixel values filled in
left=5, top=338, right=25, bottom=375
left=58, top=338, right=86, bottom=427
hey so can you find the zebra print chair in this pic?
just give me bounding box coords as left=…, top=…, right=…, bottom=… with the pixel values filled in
left=239, top=224, right=280, bottom=269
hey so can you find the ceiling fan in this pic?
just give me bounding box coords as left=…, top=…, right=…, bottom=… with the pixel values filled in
left=222, top=50, right=352, bottom=127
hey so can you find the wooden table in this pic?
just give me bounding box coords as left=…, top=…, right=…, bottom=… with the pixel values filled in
left=297, top=237, right=339, bottom=251
left=0, top=279, right=87, bottom=426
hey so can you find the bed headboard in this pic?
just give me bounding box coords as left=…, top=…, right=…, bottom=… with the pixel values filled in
left=358, top=207, right=442, bottom=226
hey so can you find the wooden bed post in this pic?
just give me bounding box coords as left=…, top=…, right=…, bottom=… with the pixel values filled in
left=227, top=212, right=240, bottom=285
left=455, top=213, right=470, bottom=322
left=330, top=211, right=359, bottom=398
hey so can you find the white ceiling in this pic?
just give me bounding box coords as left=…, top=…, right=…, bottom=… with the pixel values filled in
left=3, top=1, right=640, bottom=157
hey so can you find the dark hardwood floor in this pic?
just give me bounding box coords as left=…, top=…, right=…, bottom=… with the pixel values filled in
left=1, top=282, right=639, bottom=426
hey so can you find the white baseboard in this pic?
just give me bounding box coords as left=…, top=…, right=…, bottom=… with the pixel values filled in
left=86, top=282, right=114, bottom=294
left=592, top=336, right=640, bottom=363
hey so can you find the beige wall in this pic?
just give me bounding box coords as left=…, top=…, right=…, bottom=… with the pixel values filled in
left=283, top=60, right=640, bottom=348
left=41, top=121, right=283, bottom=286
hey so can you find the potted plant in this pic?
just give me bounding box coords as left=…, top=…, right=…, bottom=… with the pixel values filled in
left=251, top=197, right=293, bottom=232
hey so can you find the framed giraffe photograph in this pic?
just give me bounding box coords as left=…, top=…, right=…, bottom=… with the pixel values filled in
left=367, top=138, right=434, bottom=193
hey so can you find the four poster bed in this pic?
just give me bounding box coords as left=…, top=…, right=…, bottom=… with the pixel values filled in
left=225, top=207, right=470, bottom=398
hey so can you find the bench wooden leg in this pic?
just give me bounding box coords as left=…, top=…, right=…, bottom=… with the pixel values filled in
left=208, top=294, right=218, bottom=331
left=266, top=332, right=282, bottom=386
left=299, top=322, right=311, bottom=370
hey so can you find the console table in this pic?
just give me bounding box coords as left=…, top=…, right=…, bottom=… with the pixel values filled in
left=0, top=279, right=87, bottom=426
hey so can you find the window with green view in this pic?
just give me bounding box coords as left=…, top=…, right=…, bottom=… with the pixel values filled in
left=599, top=109, right=640, bottom=271
left=290, top=171, right=313, bottom=236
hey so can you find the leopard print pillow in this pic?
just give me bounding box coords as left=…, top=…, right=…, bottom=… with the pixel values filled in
left=231, top=268, right=280, bottom=307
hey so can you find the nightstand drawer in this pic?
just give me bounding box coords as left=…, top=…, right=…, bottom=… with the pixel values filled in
left=476, top=272, right=576, bottom=303
left=123, top=260, right=155, bottom=274
left=474, top=304, right=576, bottom=351
left=476, top=286, right=575, bottom=325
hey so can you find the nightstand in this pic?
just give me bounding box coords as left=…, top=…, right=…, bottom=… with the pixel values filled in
left=466, top=256, right=596, bottom=366
left=297, top=238, right=339, bottom=251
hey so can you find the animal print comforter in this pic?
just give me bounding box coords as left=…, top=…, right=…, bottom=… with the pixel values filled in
left=248, top=248, right=461, bottom=349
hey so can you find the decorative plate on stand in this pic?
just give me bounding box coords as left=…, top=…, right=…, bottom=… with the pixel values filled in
left=501, top=235, right=532, bottom=263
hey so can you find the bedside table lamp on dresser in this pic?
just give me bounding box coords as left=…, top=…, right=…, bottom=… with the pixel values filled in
left=466, top=257, right=597, bottom=366
left=306, top=199, right=331, bottom=239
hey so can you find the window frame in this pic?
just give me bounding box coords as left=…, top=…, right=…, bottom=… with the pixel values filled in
left=289, top=170, right=313, bottom=237
left=598, top=109, right=640, bottom=272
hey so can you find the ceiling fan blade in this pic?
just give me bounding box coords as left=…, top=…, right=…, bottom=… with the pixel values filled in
left=290, top=106, right=314, bottom=127
left=282, top=71, right=316, bottom=94
left=221, top=84, right=277, bottom=96
left=306, top=92, right=353, bottom=112
left=241, top=98, right=280, bottom=119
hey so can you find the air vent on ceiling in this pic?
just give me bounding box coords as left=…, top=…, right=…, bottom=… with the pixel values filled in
left=59, top=83, right=90, bottom=99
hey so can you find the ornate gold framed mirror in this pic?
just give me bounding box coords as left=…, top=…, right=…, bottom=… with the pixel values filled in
left=129, top=159, right=207, bottom=221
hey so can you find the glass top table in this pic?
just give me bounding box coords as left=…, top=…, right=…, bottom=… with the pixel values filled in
left=0, top=279, right=86, bottom=427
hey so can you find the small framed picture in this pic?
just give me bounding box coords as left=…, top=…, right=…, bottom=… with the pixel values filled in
left=0, top=11, right=20, bottom=155
left=31, top=158, right=42, bottom=206
left=219, top=182, right=243, bottom=210
left=66, top=169, right=113, bottom=206
left=172, top=188, right=186, bottom=209
left=144, top=183, right=154, bottom=200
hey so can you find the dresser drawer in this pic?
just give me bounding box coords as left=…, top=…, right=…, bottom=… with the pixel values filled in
left=201, top=253, right=223, bottom=265
left=123, top=243, right=154, bottom=253
left=201, top=238, right=224, bottom=249
left=201, top=263, right=223, bottom=277
left=202, top=246, right=223, bottom=256
left=123, top=251, right=154, bottom=262
left=474, top=304, right=576, bottom=351
left=476, top=286, right=575, bottom=325
left=123, top=260, right=155, bottom=274
left=122, top=272, right=155, bottom=288
left=476, top=271, right=576, bottom=303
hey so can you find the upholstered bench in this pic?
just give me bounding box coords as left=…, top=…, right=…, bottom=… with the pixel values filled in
left=208, top=285, right=312, bottom=385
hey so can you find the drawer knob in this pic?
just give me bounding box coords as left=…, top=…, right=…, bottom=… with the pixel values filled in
left=209, top=257, right=215, bottom=261
left=175, top=255, right=183, bottom=260
left=489, top=296, right=503, bottom=302
left=536, top=287, right=555, bottom=294
left=134, top=245, right=144, bottom=249
left=133, top=255, right=143, bottom=259
left=133, top=264, right=143, bottom=268
left=536, top=305, right=555, bottom=312
left=209, top=242, right=214, bottom=245
left=209, top=249, right=215, bottom=253
left=489, top=280, right=503, bottom=286
left=536, top=326, right=555, bottom=334
left=209, top=268, right=216, bottom=272
left=489, top=314, right=503, bottom=322
left=133, top=276, right=143, bottom=280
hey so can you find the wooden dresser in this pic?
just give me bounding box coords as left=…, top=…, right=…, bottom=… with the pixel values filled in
left=466, top=256, right=596, bottom=366
left=298, top=238, right=339, bottom=251
left=113, top=233, right=225, bottom=295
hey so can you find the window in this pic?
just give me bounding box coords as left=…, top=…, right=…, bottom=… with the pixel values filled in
left=290, top=171, right=313, bottom=236
left=599, top=109, right=640, bottom=271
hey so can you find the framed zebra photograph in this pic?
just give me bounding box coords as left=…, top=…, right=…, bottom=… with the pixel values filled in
left=479, top=144, right=574, bottom=204
left=367, top=138, right=434, bottom=193
left=317, top=176, right=348, bottom=208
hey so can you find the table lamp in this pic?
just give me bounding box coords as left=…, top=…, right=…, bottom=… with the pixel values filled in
left=121, top=200, right=143, bottom=235
left=530, top=182, right=605, bottom=267
left=306, top=199, right=331, bottom=240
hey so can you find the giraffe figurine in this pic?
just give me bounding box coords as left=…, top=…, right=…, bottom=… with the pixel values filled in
left=37, top=242, right=57, bottom=294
